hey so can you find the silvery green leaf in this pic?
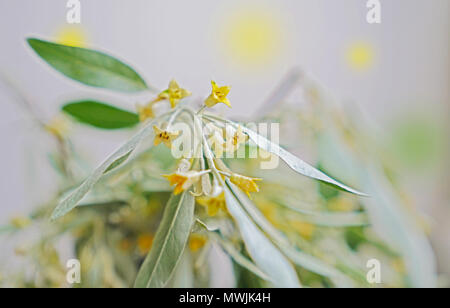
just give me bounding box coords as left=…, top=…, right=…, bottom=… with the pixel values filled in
left=208, top=243, right=237, bottom=287
left=171, top=251, right=194, bottom=288
left=196, top=219, right=272, bottom=282
left=211, top=233, right=272, bottom=282
left=277, top=202, right=369, bottom=227
left=201, top=116, right=368, bottom=197
left=103, top=151, right=133, bottom=174
left=139, top=179, right=173, bottom=192
left=224, top=183, right=301, bottom=288
left=51, top=119, right=158, bottom=220
left=134, top=191, right=195, bottom=288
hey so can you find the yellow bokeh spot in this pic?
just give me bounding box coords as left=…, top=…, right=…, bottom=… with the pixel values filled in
left=188, top=234, right=208, bottom=253
left=220, top=7, right=284, bottom=67
left=55, top=25, right=88, bottom=47
left=346, top=42, right=375, bottom=71
left=327, top=196, right=358, bottom=212
left=290, top=220, right=315, bottom=240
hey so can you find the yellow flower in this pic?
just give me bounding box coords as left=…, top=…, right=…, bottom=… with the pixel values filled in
left=153, top=125, right=180, bottom=148
left=189, top=234, right=208, bottom=252
left=224, top=125, right=248, bottom=153
left=230, top=173, right=262, bottom=197
left=205, top=80, right=231, bottom=108
left=158, top=79, right=191, bottom=108
left=163, top=170, right=210, bottom=195
left=197, top=192, right=226, bottom=216
left=137, top=233, right=154, bottom=255
left=136, top=103, right=155, bottom=122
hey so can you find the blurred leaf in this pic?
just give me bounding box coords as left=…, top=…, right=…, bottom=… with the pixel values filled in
left=27, top=38, right=148, bottom=92
left=0, top=225, right=16, bottom=234
left=212, top=233, right=271, bottom=282
left=318, top=131, right=437, bottom=287
left=62, top=101, right=139, bottom=129
left=279, top=202, right=369, bottom=227
left=361, top=166, right=437, bottom=287
left=134, top=191, right=195, bottom=288
left=389, top=115, right=443, bottom=171
left=51, top=118, right=160, bottom=220
left=345, top=227, right=366, bottom=250
left=224, top=182, right=301, bottom=288
left=140, top=179, right=173, bottom=192
left=148, top=146, right=176, bottom=171
left=235, top=263, right=267, bottom=288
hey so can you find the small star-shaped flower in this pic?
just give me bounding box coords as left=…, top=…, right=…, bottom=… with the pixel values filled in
left=205, top=80, right=231, bottom=108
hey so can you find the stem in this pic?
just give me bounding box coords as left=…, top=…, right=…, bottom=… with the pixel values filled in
left=182, top=107, right=225, bottom=187
left=218, top=170, right=231, bottom=177
left=201, top=133, right=225, bottom=186
left=149, top=97, right=163, bottom=106
left=166, top=108, right=183, bottom=130
left=196, top=105, right=207, bottom=115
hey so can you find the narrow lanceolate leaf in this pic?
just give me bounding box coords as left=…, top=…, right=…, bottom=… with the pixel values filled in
left=212, top=233, right=272, bottom=282
left=50, top=118, right=159, bottom=220
left=134, top=192, right=195, bottom=288
left=27, top=38, right=148, bottom=92
left=238, top=123, right=366, bottom=196
left=62, top=101, right=139, bottom=129
left=230, top=184, right=350, bottom=284
left=224, top=183, right=301, bottom=288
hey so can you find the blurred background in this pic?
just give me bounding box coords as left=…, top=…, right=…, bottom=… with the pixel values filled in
left=0, top=0, right=448, bottom=283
